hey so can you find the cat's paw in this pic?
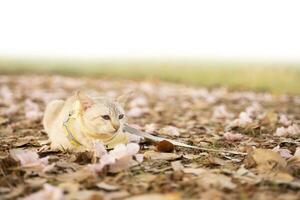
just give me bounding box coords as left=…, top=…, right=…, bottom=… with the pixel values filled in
left=127, top=133, right=143, bottom=143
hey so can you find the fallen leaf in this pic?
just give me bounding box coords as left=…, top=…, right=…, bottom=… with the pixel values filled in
left=171, top=161, right=184, bottom=172
left=25, top=177, right=47, bottom=188
left=0, top=117, right=9, bottom=125
left=57, top=168, right=96, bottom=183
left=1, top=185, right=25, bottom=200
left=207, top=156, right=226, bottom=166
left=287, top=155, right=300, bottom=176
left=182, top=168, right=207, bottom=176
left=144, top=150, right=181, bottom=161
left=197, top=173, right=236, bottom=190
left=125, top=193, right=181, bottom=200
left=23, top=184, right=63, bottom=200
left=156, top=140, right=174, bottom=152
left=245, top=148, right=287, bottom=172
left=58, top=182, right=80, bottom=194
left=96, top=182, right=119, bottom=191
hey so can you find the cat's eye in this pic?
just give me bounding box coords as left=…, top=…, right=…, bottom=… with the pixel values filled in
left=101, top=115, right=110, bottom=120
left=118, top=114, right=124, bottom=119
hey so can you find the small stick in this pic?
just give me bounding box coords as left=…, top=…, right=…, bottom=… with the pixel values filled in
left=124, top=124, right=247, bottom=156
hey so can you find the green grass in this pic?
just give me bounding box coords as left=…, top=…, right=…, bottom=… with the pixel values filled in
left=0, top=58, right=299, bottom=94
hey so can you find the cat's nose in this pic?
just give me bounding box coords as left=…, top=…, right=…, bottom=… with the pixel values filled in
left=112, top=123, right=120, bottom=131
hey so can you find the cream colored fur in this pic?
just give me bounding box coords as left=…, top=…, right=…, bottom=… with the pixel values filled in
left=43, top=92, right=138, bottom=151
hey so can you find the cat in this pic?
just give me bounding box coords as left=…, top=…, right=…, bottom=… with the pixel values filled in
left=43, top=92, right=137, bottom=151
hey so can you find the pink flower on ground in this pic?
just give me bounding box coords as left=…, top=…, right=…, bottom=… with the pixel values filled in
left=88, top=143, right=141, bottom=173
left=159, top=126, right=180, bottom=136
left=212, top=105, right=234, bottom=119
left=279, top=114, right=292, bottom=126
left=24, top=99, right=43, bottom=121
left=272, top=145, right=292, bottom=158
left=10, top=150, right=54, bottom=172
left=229, top=112, right=253, bottom=127
left=223, top=132, right=244, bottom=142
left=274, top=124, right=300, bottom=137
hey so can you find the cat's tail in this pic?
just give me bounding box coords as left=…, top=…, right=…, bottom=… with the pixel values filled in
left=43, top=100, right=65, bottom=133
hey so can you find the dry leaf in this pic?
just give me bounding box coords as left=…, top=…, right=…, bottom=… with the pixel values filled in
left=245, top=148, right=287, bottom=172
left=197, top=173, right=236, bottom=190
left=0, top=117, right=9, bottom=125
left=96, top=182, right=119, bottom=191
left=156, top=140, right=174, bottom=152
left=182, top=168, right=207, bottom=176
left=171, top=161, right=184, bottom=172
left=144, top=150, right=181, bottom=161
left=23, top=184, right=63, bottom=200
left=125, top=193, right=181, bottom=200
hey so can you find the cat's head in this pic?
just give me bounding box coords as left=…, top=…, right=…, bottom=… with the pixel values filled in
left=76, top=92, right=129, bottom=136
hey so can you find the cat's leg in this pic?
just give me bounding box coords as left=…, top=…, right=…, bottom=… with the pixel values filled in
left=43, top=100, right=70, bottom=151
left=43, top=100, right=65, bottom=133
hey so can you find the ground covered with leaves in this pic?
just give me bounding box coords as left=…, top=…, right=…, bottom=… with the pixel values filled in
left=0, top=75, right=300, bottom=200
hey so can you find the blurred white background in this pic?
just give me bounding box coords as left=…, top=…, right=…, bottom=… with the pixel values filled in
left=0, top=0, right=299, bottom=61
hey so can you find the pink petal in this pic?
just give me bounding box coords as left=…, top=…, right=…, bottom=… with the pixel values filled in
left=223, top=132, right=244, bottom=142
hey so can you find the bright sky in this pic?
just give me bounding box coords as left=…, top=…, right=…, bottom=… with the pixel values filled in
left=0, top=0, right=299, bottom=61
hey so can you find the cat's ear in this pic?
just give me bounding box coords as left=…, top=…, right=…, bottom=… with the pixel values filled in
left=76, top=91, right=94, bottom=111
left=117, top=92, right=133, bottom=107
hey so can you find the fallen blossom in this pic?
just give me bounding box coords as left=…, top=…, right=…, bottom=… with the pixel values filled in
left=229, top=112, right=253, bottom=127
left=10, top=150, right=54, bottom=172
left=245, top=102, right=261, bottom=118
left=272, top=145, right=292, bottom=158
left=127, top=107, right=146, bottom=118
left=23, top=184, right=63, bottom=200
left=88, top=143, right=140, bottom=173
left=0, top=85, right=14, bottom=102
left=159, top=126, right=180, bottom=136
left=3, top=104, right=19, bottom=115
left=223, top=132, right=244, bottom=142
left=129, top=96, right=148, bottom=107
left=134, top=154, right=144, bottom=163
left=279, top=114, right=292, bottom=126
left=274, top=127, right=287, bottom=137
left=274, top=124, right=300, bottom=137
left=24, top=99, right=43, bottom=121
left=212, top=105, right=234, bottom=119
left=93, top=141, right=107, bottom=158
left=144, top=123, right=157, bottom=133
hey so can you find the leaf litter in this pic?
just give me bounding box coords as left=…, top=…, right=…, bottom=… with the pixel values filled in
left=0, top=75, right=300, bottom=199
